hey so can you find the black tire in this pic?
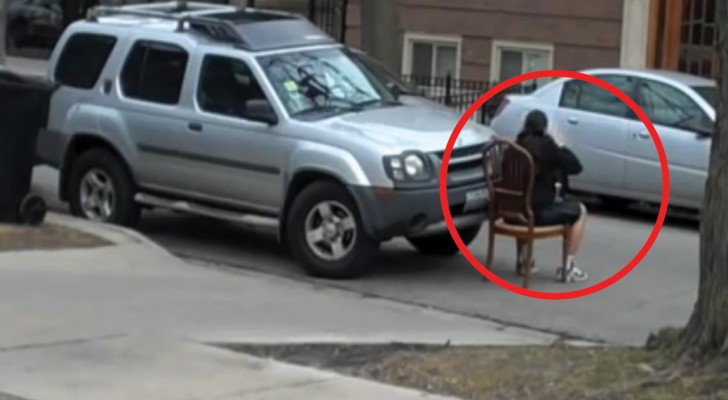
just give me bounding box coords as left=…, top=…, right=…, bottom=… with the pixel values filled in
left=407, top=225, right=482, bottom=256
left=18, top=194, right=47, bottom=226
left=68, top=148, right=140, bottom=227
left=286, top=181, right=379, bottom=279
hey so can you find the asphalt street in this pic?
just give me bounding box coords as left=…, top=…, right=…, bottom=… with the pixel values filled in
left=32, top=166, right=700, bottom=345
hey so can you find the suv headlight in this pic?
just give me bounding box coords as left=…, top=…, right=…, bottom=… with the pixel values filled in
left=384, top=151, right=434, bottom=184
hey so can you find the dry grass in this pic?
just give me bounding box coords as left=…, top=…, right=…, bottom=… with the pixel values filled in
left=0, top=223, right=109, bottom=252
left=360, top=345, right=728, bottom=400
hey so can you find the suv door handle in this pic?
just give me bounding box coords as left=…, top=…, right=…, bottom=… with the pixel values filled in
left=635, top=130, right=650, bottom=139
left=188, top=122, right=203, bottom=132
left=567, top=117, right=579, bottom=125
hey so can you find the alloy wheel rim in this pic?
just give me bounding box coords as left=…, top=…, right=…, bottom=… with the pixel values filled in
left=304, top=200, right=357, bottom=261
left=79, top=169, right=116, bottom=222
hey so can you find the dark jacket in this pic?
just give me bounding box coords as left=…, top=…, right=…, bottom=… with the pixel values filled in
left=516, top=133, right=582, bottom=210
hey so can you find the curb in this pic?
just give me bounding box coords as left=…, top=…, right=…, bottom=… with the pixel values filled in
left=46, top=213, right=173, bottom=257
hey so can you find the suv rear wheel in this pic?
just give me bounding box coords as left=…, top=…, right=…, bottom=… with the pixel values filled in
left=287, top=181, right=378, bottom=279
left=68, top=148, right=140, bottom=227
left=407, top=225, right=481, bottom=256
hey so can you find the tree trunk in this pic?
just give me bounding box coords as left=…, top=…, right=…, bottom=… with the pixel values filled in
left=0, top=0, right=8, bottom=65
left=360, top=0, right=401, bottom=74
left=679, top=0, right=728, bottom=359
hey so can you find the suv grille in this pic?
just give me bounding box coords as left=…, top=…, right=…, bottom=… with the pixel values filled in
left=433, top=144, right=485, bottom=187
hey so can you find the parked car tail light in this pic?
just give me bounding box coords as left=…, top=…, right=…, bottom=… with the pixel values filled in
left=493, top=97, right=510, bottom=119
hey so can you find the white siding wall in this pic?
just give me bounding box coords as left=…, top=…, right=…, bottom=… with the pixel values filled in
left=620, top=0, right=651, bottom=68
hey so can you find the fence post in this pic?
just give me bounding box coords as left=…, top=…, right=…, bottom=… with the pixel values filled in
left=339, top=0, right=348, bottom=43
left=308, top=0, right=316, bottom=21
left=444, top=73, right=452, bottom=107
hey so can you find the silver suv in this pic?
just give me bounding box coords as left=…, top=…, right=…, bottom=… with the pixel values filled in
left=37, top=2, right=493, bottom=278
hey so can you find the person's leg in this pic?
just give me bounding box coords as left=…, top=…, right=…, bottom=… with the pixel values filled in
left=554, top=202, right=588, bottom=282
left=567, top=203, right=587, bottom=256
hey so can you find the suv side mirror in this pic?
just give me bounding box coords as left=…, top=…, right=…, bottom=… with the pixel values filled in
left=246, top=99, right=278, bottom=126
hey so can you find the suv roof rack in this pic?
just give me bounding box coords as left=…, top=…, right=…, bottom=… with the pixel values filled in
left=86, top=1, right=334, bottom=52
left=86, top=1, right=276, bottom=47
left=87, top=1, right=237, bottom=19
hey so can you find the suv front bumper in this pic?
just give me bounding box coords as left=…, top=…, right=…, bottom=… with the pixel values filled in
left=349, top=182, right=489, bottom=241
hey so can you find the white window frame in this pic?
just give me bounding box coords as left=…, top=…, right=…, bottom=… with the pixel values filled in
left=402, top=32, right=463, bottom=79
left=490, top=40, right=555, bottom=83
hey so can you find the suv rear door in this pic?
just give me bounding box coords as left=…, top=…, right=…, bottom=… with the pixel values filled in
left=115, top=38, right=199, bottom=196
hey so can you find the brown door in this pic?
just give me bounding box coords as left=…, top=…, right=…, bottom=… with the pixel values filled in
left=648, top=0, right=717, bottom=77
left=678, top=0, right=717, bottom=77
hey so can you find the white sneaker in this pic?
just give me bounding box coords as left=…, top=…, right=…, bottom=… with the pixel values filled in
left=555, top=264, right=588, bottom=283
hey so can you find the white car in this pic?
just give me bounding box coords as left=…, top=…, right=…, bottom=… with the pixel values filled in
left=490, top=68, right=717, bottom=211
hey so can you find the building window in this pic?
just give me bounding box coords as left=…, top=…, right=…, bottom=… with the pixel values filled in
left=491, top=40, right=554, bottom=86
left=678, top=0, right=716, bottom=78
left=402, top=33, right=461, bottom=79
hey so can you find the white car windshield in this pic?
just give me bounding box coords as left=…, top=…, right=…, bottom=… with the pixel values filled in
left=692, top=85, right=717, bottom=109
left=257, top=47, right=398, bottom=118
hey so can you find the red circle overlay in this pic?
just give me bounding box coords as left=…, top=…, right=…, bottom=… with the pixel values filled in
left=439, top=70, right=670, bottom=300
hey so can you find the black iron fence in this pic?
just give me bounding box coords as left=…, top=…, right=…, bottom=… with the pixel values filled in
left=247, top=0, right=348, bottom=42
left=402, top=74, right=538, bottom=125
left=308, top=0, right=348, bottom=42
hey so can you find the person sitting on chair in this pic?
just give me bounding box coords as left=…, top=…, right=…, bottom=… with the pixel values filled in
left=515, top=109, right=588, bottom=283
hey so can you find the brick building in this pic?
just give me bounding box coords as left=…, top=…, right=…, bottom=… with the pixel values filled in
left=6, top=0, right=718, bottom=83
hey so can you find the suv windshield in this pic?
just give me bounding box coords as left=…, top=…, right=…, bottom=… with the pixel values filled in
left=258, top=47, right=398, bottom=118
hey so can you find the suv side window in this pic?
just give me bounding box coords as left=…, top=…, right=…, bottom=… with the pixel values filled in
left=635, top=78, right=712, bottom=132
left=559, top=75, right=634, bottom=118
left=120, top=41, right=189, bottom=105
left=55, top=33, right=117, bottom=89
left=196, top=55, right=268, bottom=120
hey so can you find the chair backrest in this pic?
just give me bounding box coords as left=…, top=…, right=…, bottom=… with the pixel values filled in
left=482, top=137, right=535, bottom=225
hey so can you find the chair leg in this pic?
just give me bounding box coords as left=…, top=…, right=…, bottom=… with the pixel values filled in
left=561, top=228, right=572, bottom=283
left=523, top=239, right=534, bottom=289
left=485, top=227, right=495, bottom=280
left=515, top=239, right=525, bottom=272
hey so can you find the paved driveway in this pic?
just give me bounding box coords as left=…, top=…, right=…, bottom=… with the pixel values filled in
left=33, top=166, right=699, bottom=345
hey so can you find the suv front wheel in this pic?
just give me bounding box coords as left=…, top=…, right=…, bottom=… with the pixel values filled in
left=287, top=181, right=378, bottom=279
left=68, top=148, right=140, bottom=227
left=407, top=225, right=481, bottom=256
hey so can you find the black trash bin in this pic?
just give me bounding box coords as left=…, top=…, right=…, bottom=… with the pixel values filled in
left=0, top=69, right=55, bottom=225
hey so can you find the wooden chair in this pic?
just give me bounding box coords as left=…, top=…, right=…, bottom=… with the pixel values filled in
left=482, top=138, right=572, bottom=289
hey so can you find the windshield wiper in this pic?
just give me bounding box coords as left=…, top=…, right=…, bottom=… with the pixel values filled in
left=353, top=98, right=400, bottom=109
left=292, top=104, right=363, bottom=118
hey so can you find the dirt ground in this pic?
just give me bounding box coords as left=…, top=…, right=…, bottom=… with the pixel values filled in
left=0, top=223, right=109, bottom=252
left=225, top=343, right=728, bottom=400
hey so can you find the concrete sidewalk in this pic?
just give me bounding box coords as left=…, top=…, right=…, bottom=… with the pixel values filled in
left=0, top=335, right=456, bottom=400
left=0, top=214, right=561, bottom=399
